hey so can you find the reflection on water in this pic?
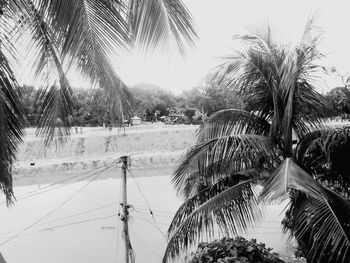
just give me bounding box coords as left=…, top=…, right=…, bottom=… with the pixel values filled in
left=0, top=176, right=293, bottom=263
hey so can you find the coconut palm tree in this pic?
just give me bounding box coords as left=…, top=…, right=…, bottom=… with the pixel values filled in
left=0, top=0, right=197, bottom=203
left=164, top=20, right=350, bottom=263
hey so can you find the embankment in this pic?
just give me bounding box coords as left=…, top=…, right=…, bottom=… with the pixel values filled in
left=13, top=125, right=198, bottom=185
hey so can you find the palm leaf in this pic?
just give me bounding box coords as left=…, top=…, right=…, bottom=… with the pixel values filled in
left=197, top=109, right=271, bottom=143
left=0, top=49, right=24, bottom=204
left=173, top=134, right=278, bottom=197
left=128, top=0, right=197, bottom=56
left=168, top=169, right=269, bottom=237
left=16, top=1, right=74, bottom=146
left=261, top=158, right=350, bottom=262
left=163, top=180, right=261, bottom=263
left=292, top=189, right=350, bottom=263
left=260, top=158, right=326, bottom=203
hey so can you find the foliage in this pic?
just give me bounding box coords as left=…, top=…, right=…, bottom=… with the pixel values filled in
left=0, top=0, right=197, bottom=202
left=324, top=87, right=350, bottom=116
left=164, top=19, right=350, bottom=263
left=129, top=84, right=177, bottom=120
left=189, top=237, right=284, bottom=263
left=178, top=80, right=244, bottom=116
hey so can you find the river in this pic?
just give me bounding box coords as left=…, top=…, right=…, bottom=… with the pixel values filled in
left=0, top=171, right=294, bottom=263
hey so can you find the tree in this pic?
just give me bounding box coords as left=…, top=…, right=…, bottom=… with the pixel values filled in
left=163, top=20, right=350, bottom=263
left=178, top=79, right=244, bottom=116
left=324, top=87, right=350, bottom=116
left=130, top=84, right=177, bottom=120
left=0, top=0, right=197, bottom=202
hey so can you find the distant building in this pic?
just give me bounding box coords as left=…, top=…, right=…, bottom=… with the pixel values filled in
left=168, top=107, right=184, bottom=120
left=130, top=116, right=141, bottom=125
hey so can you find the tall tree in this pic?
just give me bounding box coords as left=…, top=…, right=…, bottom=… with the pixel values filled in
left=164, top=19, right=350, bottom=263
left=0, top=0, right=197, bottom=202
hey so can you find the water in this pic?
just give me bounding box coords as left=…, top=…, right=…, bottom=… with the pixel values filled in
left=0, top=175, right=293, bottom=263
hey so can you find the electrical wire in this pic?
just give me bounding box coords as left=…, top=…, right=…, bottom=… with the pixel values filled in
left=0, top=202, right=119, bottom=238
left=5, top=160, right=119, bottom=205
left=0, top=160, right=117, bottom=247
left=127, top=168, right=166, bottom=238
left=130, top=229, right=161, bottom=258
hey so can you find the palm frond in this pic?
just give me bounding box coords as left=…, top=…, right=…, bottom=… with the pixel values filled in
left=197, top=109, right=271, bottom=143
left=16, top=1, right=74, bottom=146
left=260, top=158, right=326, bottom=203
left=168, top=170, right=268, bottom=237
left=0, top=49, right=24, bottom=204
left=173, top=134, right=278, bottom=196
left=295, top=127, right=350, bottom=192
left=163, top=180, right=261, bottom=263
left=292, top=189, right=350, bottom=263
left=128, top=0, right=198, bottom=56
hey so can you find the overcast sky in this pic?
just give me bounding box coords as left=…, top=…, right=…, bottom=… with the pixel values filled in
left=114, top=0, right=350, bottom=94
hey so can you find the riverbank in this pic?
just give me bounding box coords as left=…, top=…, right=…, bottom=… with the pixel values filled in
left=13, top=124, right=198, bottom=186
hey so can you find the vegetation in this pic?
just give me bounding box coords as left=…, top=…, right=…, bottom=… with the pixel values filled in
left=0, top=0, right=197, bottom=202
left=130, top=84, right=177, bottom=121
left=178, top=78, right=244, bottom=116
left=324, top=86, right=350, bottom=117
left=164, top=20, right=350, bottom=263
left=19, top=82, right=246, bottom=126
left=189, top=237, right=284, bottom=263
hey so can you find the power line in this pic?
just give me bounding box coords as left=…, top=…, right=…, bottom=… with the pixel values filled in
left=127, top=168, right=166, bottom=238
left=130, top=229, right=161, bottom=258
left=0, top=202, right=119, bottom=238
left=38, top=214, right=118, bottom=230
left=7, top=160, right=118, bottom=204
left=0, top=160, right=116, bottom=247
left=6, top=214, right=119, bottom=239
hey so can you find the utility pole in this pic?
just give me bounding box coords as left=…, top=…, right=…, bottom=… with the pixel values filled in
left=120, top=156, right=133, bottom=263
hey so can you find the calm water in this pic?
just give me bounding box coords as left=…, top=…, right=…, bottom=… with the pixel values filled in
left=0, top=174, right=293, bottom=263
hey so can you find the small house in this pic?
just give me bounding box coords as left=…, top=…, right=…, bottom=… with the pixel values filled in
left=130, top=116, right=141, bottom=125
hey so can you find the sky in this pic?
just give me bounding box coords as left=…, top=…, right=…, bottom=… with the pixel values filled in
left=114, top=0, right=350, bottom=95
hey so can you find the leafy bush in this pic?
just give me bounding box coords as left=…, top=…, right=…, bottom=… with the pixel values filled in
left=189, top=237, right=285, bottom=263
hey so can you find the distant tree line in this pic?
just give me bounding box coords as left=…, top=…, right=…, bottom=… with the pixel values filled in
left=20, top=82, right=350, bottom=127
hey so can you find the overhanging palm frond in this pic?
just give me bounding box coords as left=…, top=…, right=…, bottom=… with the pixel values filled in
left=295, top=127, right=350, bottom=193
left=128, top=0, right=197, bottom=56
left=261, top=157, right=350, bottom=262
left=173, top=134, right=278, bottom=196
left=197, top=109, right=271, bottom=143
left=168, top=170, right=268, bottom=237
left=292, top=189, right=350, bottom=263
left=16, top=1, right=74, bottom=146
left=0, top=50, right=24, bottom=204
left=181, top=167, right=268, bottom=199
left=163, top=180, right=261, bottom=263
left=294, top=129, right=327, bottom=172
left=260, top=158, right=325, bottom=203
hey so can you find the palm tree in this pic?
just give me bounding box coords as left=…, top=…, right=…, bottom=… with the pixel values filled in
left=0, top=0, right=197, bottom=203
left=164, top=19, right=350, bottom=263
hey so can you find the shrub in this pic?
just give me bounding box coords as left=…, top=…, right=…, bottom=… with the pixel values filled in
left=189, top=236, right=285, bottom=263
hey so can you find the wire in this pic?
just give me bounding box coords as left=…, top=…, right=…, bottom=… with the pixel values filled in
left=7, top=214, right=119, bottom=239
left=0, top=161, right=115, bottom=247
left=38, top=214, right=118, bottom=230
left=132, top=212, right=167, bottom=238
left=0, top=202, right=119, bottom=238
left=134, top=207, right=174, bottom=217
left=6, top=159, right=118, bottom=204
left=130, top=229, right=161, bottom=258
left=127, top=168, right=166, bottom=238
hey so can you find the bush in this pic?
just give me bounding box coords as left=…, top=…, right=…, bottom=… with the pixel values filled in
left=189, top=236, right=285, bottom=263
